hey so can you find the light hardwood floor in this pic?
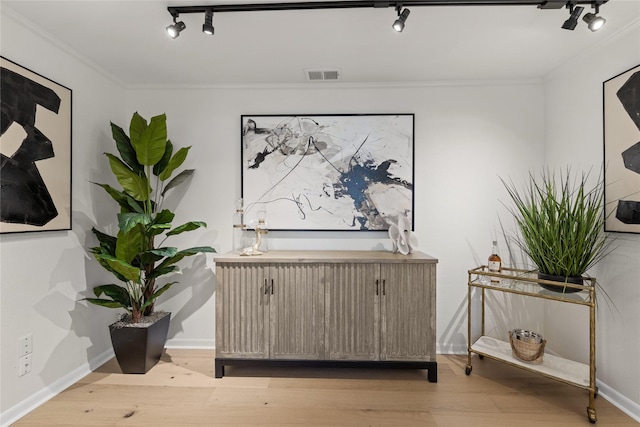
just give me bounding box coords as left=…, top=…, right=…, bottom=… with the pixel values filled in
left=13, top=349, right=638, bottom=426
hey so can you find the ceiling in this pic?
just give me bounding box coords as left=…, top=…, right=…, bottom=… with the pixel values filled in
left=3, top=0, right=639, bottom=87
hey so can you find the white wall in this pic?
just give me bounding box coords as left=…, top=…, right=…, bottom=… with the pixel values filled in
left=0, top=11, right=127, bottom=425
left=126, top=82, right=545, bottom=352
left=543, top=20, right=640, bottom=420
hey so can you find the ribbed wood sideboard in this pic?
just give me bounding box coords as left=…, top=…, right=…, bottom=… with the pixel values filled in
left=214, top=250, right=438, bottom=382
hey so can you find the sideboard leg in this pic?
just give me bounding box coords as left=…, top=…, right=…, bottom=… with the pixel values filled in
left=427, top=363, right=437, bottom=382
left=215, top=360, right=224, bottom=378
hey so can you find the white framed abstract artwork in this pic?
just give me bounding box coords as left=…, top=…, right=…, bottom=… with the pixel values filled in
left=241, top=114, right=414, bottom=231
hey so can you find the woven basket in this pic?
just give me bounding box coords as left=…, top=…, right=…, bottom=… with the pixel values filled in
left=509, top=329, right=546, bottom=364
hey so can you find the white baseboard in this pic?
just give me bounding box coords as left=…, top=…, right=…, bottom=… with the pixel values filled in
left=165, top=338, right=215, bottom=349
left=596, top=379, right=640, bottom=423
left=437, top=342, right=468, bottom=355
left=0, top=348, right=114, bottom=427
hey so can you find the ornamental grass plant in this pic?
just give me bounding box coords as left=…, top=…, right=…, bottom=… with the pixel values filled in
left=501, top=168, right=610, bottom=279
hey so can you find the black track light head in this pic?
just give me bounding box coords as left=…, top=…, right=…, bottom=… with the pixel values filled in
left=166, top=14, right=186, bottom=39
left=582, top=3, right=606, bottom=31
left=583, top=12, right=605, bottom=31
left=202, top=9, right=215, bottom=35
left=393, top=7, right=410, bottom=32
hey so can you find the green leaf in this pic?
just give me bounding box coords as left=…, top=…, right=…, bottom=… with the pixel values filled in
left=103, top=255, right=141, bottom=283
left=148, top=209, right=175, bottom=236
left=92, top=253, right=125, bottom=281
left=117, top=212, right=152, bottom=234
left=91, top=249, right=129, bottom=282
left=105, top=153, right=150, bottom=201
left=139, top=247, right=178, bottom=264
left=153, top=140, right=173, bottom=177
left=166, top=221, right=207, bottom=237
left=159, top=146, right=191, bottom=181
left=132, top=113, right=167, bottom=166
left=91, top=228, right=117, bottom=255
left=162, top=169, right=194, bottom=196
left=83, top=298, right=127, bottom=309
left=148, top=265, right=178, bottom=280
left=93, top=182, right=145, bottom=214
left=153, top=209, right=175, bottom=226
left=148, top=223, right=172, bottom=236
left=147, top=209, right=175, bottom=236
left=125, top=195, right=145, bottom=214
left=129, top=112, right=147, bottom=150
left=111, top=122, right=142, bottom=173
left=115, top=225, right=146, bottom=264
left=92, top=284, right=132, bottom=306
left=157, top=246, right=216, bottom=269
left=139, top=252, right=163, bottom=265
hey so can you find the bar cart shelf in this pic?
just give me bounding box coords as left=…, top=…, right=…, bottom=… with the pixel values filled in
left=466, top=266, right=597, bottom=423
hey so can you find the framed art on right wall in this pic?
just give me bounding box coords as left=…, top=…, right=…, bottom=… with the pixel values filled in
left=603, top=64, right=640, bottom=234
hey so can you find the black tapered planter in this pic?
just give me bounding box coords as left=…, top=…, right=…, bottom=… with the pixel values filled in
left=537, top=273, right=584, bottom=294
left=109, top=312, right=171, bottom=374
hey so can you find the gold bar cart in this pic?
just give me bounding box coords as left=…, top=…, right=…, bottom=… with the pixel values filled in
left=466, top=266, right=597, bottom=423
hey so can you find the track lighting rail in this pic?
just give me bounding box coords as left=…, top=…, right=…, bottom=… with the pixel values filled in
left=166, top=0, right=608, bottom=38
left=168, top=0, right=606, bottom=15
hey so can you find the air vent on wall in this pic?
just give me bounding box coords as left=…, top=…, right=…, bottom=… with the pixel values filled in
left=305, top=69, right=341, bottom=81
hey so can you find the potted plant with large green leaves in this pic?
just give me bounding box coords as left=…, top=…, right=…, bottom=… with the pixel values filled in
left=85, top=112, right=215, bottom=373
left=502, top=168, right=610, bottom=293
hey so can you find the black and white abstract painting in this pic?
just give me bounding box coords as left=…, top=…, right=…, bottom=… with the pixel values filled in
left=1, top=57, right=72, bottom=234
left=604, top=64, right=640, bottom=234
left=241, top=114, right=414, bottom=231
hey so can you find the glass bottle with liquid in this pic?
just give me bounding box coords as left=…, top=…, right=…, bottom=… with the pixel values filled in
left=488, top=240, right=502, bottom=282
left=232, top=198, right=245, bottom=253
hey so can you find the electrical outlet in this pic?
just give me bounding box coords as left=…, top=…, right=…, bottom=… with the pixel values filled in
left=17, top=334, right=33, bottom=357
left=18, top=354, right=32, bottom=376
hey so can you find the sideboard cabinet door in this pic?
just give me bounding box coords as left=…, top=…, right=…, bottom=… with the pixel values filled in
left=380, top=263, right=436, bottom=362
left=325, top=263, right=380, bottom=361
left=269, top=263, right=325, bottom=360
left=216, top=263, right=270, bottom=359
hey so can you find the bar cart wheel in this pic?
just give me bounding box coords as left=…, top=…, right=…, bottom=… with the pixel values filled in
left=465, top=365, right=472, bottom=375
